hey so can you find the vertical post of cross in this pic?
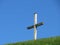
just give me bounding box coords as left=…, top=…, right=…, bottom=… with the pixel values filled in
left=34, top=13, right=37, bottom=40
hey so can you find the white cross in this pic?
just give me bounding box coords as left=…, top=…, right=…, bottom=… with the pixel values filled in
left=27, top=12, right=44, bottom=40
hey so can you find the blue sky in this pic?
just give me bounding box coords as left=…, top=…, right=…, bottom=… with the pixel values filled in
left=0, top=0, right=60, bottom=44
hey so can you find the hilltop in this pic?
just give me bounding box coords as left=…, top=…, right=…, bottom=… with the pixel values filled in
left=6, top=36, right=60, bottom=45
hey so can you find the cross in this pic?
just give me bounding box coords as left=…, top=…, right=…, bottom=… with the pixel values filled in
left=27, top=12, right=44, bottom=40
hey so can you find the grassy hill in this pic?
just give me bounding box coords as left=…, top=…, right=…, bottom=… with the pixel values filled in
left=6, top=36, right=60, bottom=45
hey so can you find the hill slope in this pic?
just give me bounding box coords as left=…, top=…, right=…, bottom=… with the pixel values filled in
left=6, top=36, right=60, bottom=45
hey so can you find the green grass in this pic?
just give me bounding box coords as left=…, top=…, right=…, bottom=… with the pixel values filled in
left=6, top=36, right=60, bottom=45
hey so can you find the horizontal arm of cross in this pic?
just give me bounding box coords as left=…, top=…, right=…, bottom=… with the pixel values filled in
left=27, top=22, right=44, bottom=29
